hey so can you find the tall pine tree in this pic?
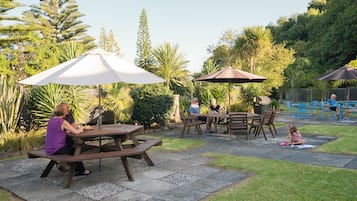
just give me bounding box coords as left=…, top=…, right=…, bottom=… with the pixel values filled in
left=29, top=0, right=95, bottom=50
left=135, top=9, right=155, bottom=72
left=98, top=27, right=120, bottom=55
left=0, top=0, right=40, bottom=78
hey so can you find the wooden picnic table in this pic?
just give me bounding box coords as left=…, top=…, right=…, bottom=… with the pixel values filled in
left=207, top=112, right=260, bottom=133
left=28, top=124, right=161, bottom=188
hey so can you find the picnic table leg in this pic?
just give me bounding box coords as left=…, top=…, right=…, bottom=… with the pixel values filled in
left=180, top=126, right=186, bottom=138
left=64, top=163, right=75, bottom=188
left=113, top=136, right=135, bottom=180
left=214, top=117, right=218, bottom=133
left=130, top=136, right=155, bottom=166
left=120, top=156, right=134, bottom=181
left=40, top=160, right=56, bottom=177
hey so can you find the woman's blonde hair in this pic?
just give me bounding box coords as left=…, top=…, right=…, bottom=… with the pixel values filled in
left=54, top=104, right=65, bottom=116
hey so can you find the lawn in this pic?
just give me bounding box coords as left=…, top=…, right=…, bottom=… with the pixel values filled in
left=299, top=125, right=357, bottom=155
left=148, top=134, right=206, bottom=152
left=0, top=188, right=21, bottom=201
left=204, top=153, right=357, bottom=201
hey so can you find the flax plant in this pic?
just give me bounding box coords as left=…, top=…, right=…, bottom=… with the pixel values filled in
left=0, top=75, right=22, bottom=134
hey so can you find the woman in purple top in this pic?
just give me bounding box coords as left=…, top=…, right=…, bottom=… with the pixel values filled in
left=46, top=104, right=91, bottom=176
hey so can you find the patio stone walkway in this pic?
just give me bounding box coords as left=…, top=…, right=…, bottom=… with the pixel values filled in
left=0, top=122, right=356, bottom=201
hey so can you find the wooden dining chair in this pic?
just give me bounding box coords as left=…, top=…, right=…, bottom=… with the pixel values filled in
left=260, top=111, right=277, bottom=138
left=248, top=115, right=267, bottom=140
left=179, top=112, right=203, bottom=137
left=228, top=112, right=248, bottom=140
left=268, top=110, right=278, bottom=136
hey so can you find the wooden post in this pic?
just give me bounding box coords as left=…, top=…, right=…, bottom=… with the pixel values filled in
left=171, top=94, right=181, bottom=123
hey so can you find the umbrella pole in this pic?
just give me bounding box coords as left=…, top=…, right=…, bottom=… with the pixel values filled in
left=228, top=82, right=231, bottom=113
left=97, top=85, right=102, bottom=128
left=345, top=80, right=349, bottom=119
left=98, top=84, right=102, bottom=171
left=227, top=82, right=231, bottom=140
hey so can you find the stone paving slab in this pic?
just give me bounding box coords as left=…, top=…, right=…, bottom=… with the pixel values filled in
left=0, top=123, right=356, bottom=201
left=345, top=158, right=357, bottom=169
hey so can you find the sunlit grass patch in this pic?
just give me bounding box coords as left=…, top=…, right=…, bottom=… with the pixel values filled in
left=152, top=136, right=206, bottom=152
left=203, top=153, right=357, bottom=201
left=299, top=125, right=357, bottom=155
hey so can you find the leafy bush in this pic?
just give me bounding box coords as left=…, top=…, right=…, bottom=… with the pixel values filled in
left=131, top=84, right=173, bottom=128
left=271, top=99, right=280, bottom=110
left=230, top=102, right=248, bottom=112
left=28, top=84, right=95, bottom=126
left=0, top=128, right=45, bottom=152
left=0, top=75, right=22, bottom=134
left=179, top=96, right=191, bottom=113
left=103, top=83, right=134, bottom=124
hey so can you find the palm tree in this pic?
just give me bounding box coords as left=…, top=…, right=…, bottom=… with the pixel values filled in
left=234, top=26, right=272, bottom=72
left=58, top=41, right=85, bottom=63
left=153, top=42, right=190, bottom=91
left=103, top=83, right=134, bottom=124
left=201, top=59, right=221, bottom=76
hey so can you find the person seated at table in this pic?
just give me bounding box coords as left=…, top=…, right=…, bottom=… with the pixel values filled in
left=45, top=104, right=91, bottom=176
left=327, top=94, right=340, bottom=119
left=285, top=124, right=304, bottom=145
left=61, top=102, right=78, bottom=128
left=189, top=97, right=208, bottom=126
left=59, top=102, right=78, bottom=145
left=206, top=98, right=221, bottom=133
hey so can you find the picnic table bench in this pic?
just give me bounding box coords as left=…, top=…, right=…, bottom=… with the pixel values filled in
left=27, top=124, right=162, bottom=188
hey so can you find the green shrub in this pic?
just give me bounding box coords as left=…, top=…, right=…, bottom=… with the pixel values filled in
left=103, top=84, right=134, bottom=124
left=179, top=96, right=191, bottom=113
left=0, top=128, right=45, bottom=152
left=131, top=84, right=173, bottom=128
left=230, top=102, right=248, bottom=112
left=271, top=99, right=280, bottom=110
left=28, top=84, right=94, bottom=126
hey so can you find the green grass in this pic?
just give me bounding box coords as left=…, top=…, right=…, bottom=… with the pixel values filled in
left=299, top=125, right=357, bottom=155
left=204, top=153, right=357, bottom=201
left=152, top=135, right=206, bottom=152
left=0, top=187, right=20, bottom=201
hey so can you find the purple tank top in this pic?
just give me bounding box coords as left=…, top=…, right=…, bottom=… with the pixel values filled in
left=45, top=117, right=67, bottom=155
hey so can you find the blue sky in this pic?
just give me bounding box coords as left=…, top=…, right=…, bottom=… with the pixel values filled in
left=19, top=0, right=311, bottom=72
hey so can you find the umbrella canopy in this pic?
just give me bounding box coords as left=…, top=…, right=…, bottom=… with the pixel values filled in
left=19, top=48, right=164, bottom=126
left=317, top=65, right=357, bottom=81
left=317, top=65, right=357, bottom=101
left=196, top=67, right=266, bottom=83
left=196, top=67, right=266, bottom=112
left=19, top=48, right=164, bottom=86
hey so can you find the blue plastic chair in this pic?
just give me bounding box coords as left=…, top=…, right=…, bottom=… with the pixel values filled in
left=284, top=101, right=293, bottom=116
left=295, top=103, right=310, bottom=119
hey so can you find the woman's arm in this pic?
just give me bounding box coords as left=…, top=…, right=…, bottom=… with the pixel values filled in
left=62, top=120, right=83, bottom=135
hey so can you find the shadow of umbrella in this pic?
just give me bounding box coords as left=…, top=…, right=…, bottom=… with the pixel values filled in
left=196, top=67, right=266, bottom=112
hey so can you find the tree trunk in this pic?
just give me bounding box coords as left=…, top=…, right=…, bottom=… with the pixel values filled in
left=170, top=94, right=181, bottom=123
left=250, top=57, right=254, bottom=72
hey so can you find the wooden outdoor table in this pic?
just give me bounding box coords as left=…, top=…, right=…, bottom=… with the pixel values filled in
left=67, top=124, right=155, bottom=166
left=29, top=124, right=162, bottom=188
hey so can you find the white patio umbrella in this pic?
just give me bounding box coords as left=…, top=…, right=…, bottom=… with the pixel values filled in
left=19, top=48, right=164, bottom=124
left=19, top=48, right=164, bottom=86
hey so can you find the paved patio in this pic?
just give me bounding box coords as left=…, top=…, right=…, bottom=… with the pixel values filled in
left=0, top=119, right=356, bottom=201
